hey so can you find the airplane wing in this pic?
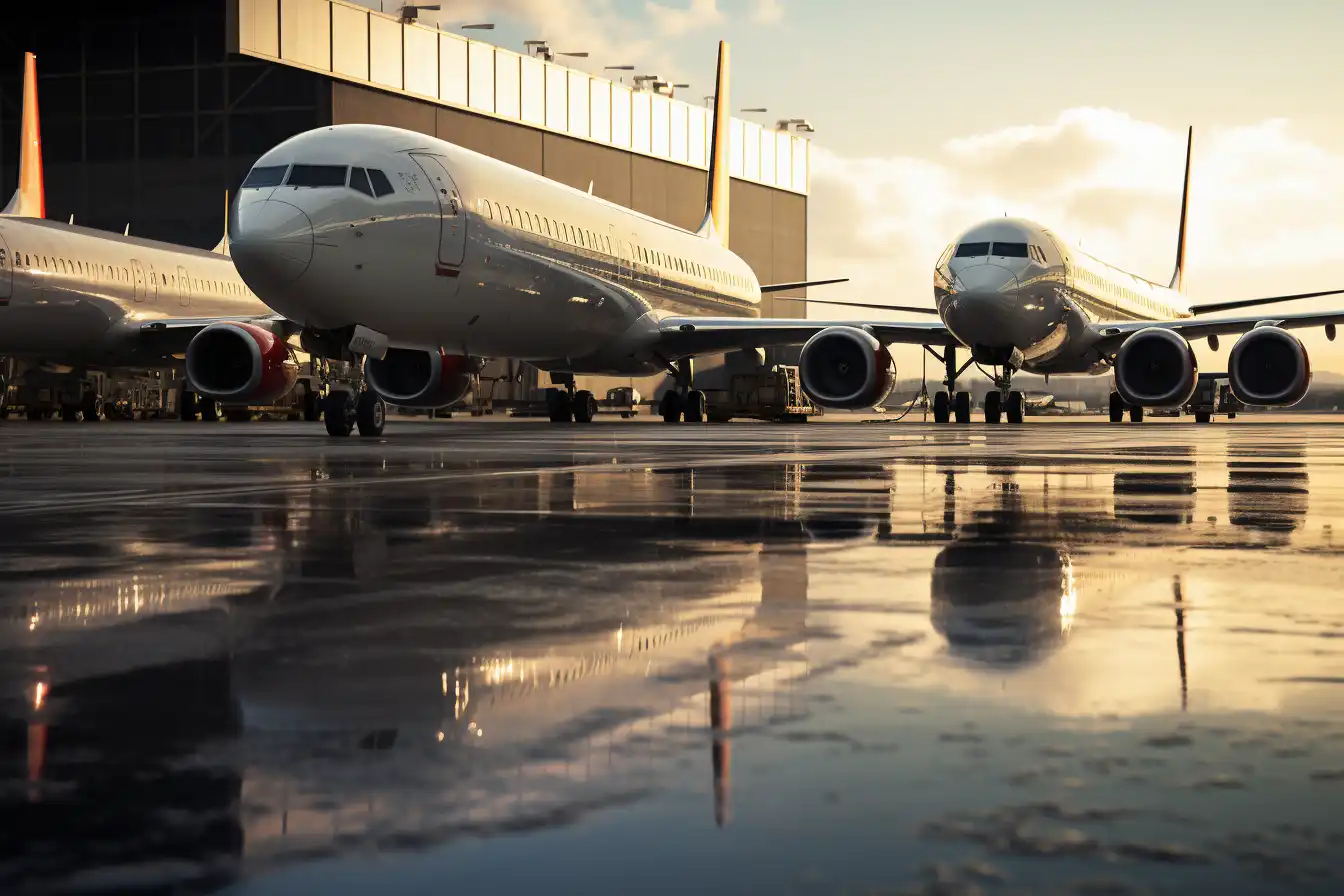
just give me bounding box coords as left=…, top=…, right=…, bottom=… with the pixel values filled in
left=119, top=313, right=299, bottom=356
left=1095, top=309, right=1344, bottom=353
left=655, top=316, right=957, bottom=357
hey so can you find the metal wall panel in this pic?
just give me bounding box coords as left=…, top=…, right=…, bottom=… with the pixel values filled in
left=669, top=101, right=688, bottom=163
left=567, top=71, right=589, bottom=139
left=368, top=15, right=402, bottom=90
left=630, top=155, right=706, bottom=231
left=542, top=132, right=631, bottom=208
left=330, top=3, right=369, bottom=82
left=545, top=65, right=567, bottom=132
left=333, top=81, right=434, bottom=134
left=439, top=33, right=468, bottom=106
left=589, top=79, right=611, bottom=144
left=467, top=41, right=494, bottom=113
left=631, top=91, right=651, bottom=154
left=610, top=84, right=632, bottom=149
left=494, top=50, right=521, bottom=119
left=792, top=137, right=808, bottom=193
left=776, top=132, right=792, bottom=189
left=280, top=0, right=330, bottom=72
left=435, top=106, right=542, bottom=173
left=403, top=24, right=438, bottom=98
left=650, top=95, right=670, bottom=158
left=520, top=56, right=545, bottom=126
left=688, top=105, right=706, bottom=167
left=759, top=126, right=775, bottom=187
left=742, top=122, right=760, bottom=181
left=239, top=0, right=280, bottom=57
left=729, top=118, right=744, bottom=178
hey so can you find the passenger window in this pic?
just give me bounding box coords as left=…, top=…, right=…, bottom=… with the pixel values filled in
left=349, top=167, right=375, bottom=197
left=367, top=169, right=395, bottom=197
left=493, top=202, right=503, bottom=220
left=481, top=201, right=493, bottom=220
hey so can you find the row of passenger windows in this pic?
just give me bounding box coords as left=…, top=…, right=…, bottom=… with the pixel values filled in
left=1077, top=268, right=1167, bottom=316
left=955, top=241, right=1046, bottom=263
left=243, top=163, right=395, bottom=198
left=0, top=247, right=250, bottom=297
left=477, top=198, right=751, bottom=291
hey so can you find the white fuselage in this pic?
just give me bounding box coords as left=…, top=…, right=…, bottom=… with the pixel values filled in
left=934, top=218, right=1192, bottom=374
left=230, top=125, right=761, bottom=376
left=0, top=217, right=268, bottom=367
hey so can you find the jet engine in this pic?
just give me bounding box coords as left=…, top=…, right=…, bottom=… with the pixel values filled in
left=1114, top=327, right=1198, bottom=408
left=1228, top=326, right=1310, bottom=407
left=798, top=326, right=896, bottom=410
left=364, top=348, right=483, bottom=408
left=185, top=322, right=298, bottom=403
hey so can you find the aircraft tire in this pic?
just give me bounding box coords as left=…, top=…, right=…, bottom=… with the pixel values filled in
left=323, top=391, right=354, bottom=437
left=1194, top=411, right=1211, bottom=424
left=953, top=391, right=972, bottom=424
left=545, top=388, right=573, bottom=423
left=1108, top=391, right=1124, bottom=423
left=356, top=391, right=386, bottom=437
left=1006, top=390, right=1025, bottom=424
left=61, top=404, right=80, bottom=422
left=572, top=390, right=598, bottom=424
left=684, top=390, right=707, bottom=423
left=80, top=393, right=103, bottom=422
left=201, top=399, right=222, bottom=422
left=303, top=387, right=322, bottom=422
left=933, top=390, right=950, bottom=424
left=984, top=391, right=1001, bottom=424
left=659, top=391, right=683, bottom=424
left=1129, top=404, right=1144, bottom=424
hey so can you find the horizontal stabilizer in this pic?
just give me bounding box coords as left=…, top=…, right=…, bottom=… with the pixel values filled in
left=1190, top=288, right=1344, bottom=315
left=775, top=295, right=939, bottom=315
left=760, top=278, right=849, bottom=293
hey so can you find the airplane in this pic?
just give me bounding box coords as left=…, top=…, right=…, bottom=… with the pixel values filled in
left=226, top=40, right=1344, bottom=435
left=0, top=53, right=322, bottom=425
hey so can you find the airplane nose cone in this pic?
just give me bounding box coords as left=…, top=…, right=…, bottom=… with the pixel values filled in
left=942, top=264, right=1023, bottom=349
left=231, top=199, right=314, bottom=290
left=951, top=263, right=1019, bottom=295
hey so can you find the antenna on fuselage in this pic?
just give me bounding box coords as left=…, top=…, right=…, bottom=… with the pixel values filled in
left=587, top=181, right=594, bottom=195
left=1169, top=126, right=1193, bottom=294
left=124, top=223, right=130, bottom=235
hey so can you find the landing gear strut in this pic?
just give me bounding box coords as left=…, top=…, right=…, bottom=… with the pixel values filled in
left=926, top=346, right=975, bottom=424
left=983, top=365, right=1023, bottom=424
left=545, top=373, right=598, bottom=424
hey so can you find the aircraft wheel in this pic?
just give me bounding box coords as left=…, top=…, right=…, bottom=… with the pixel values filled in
left=684, top=390, right=707, bottom=423
left=659, top=391, right=683, bottom=424
left=303, top=387, right=322, bottom=422
left=61, top=404, right=80, bottom=422
left=545, top=388, right=573, bottom=423
left=984, top=391, right=1002, bottom=424
left=1108, top=391, right=1125, bottom=423
left=1006, top=390, right=1025, bottom=424
left=1129, top=404, right=1144, bottom=424
left=572, top=390, right=598, bottom=424
left=1194, top=411, right=1211, bottom=424
left=1227, top=412, right=1237, bottom=420
left=323, top=390, right=355, bottom=437
left=81, top=393, right=103, bottom=422
left=201, top=399, right=222, bottom=422
left=953, top=391, right=972, bottom=424
left=178, top=387, right=200, bottom=421
left=356, top=391, right=386, bottom=437
left=932, top=390, right=950, bottom=424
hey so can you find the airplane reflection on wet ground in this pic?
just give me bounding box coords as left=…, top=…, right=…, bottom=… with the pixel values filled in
left=2, top=422, right=1343, bottom=894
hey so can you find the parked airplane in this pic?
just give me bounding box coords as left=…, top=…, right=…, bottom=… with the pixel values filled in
left=227, top=41, right=1344, bottom=435
left=0, top=53, right=318, bottom=424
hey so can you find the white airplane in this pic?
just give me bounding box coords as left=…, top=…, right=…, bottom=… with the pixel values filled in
left=0, top=53, right=320, bottom=425
left=228, top=41, right=1344, bottom=434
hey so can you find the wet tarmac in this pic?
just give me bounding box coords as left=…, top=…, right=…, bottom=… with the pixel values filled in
left=3, top=419, right=1344, bottom=894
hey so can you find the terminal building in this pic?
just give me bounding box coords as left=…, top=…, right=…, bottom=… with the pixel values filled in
left=0, top=0, right=812, bottom=403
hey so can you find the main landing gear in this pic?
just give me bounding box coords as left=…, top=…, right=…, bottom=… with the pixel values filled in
left=546, top=373, right=598, bottom=423
left=657, top=358, right=707, bottom=424
left=1109, top=391, right=1144, bottom=423
left=324, top=388, right=386, bottom=437
left=924, top=346, right=1025, bottom=424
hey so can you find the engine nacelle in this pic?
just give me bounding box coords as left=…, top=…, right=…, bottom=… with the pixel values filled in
left=1114, top=327, right=1198, bottom=408
left=185, top=322, right=298, bottom=404
left=365, top=348, right=482, bottom=408
left=798, top=326, right=896, bottom=410
left=1228, top=326, right=1311, bottom=407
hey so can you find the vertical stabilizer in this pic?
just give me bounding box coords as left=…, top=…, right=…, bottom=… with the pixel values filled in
left=1169, top=126, right=1192, bottom=292
left=2, top=52, right=45, bottom=219
left=212, top=191, right=230, bottom=255
left=695, top=41, right=731, bottom=248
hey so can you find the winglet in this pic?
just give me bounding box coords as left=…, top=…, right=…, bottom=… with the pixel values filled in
left=2, top=52, right=45, bottom=219
left=695, top=41, right=730, bottom=249
left=212, top=191, right=230, bottom=255
left=1169, top=126, right=1192, bottom=293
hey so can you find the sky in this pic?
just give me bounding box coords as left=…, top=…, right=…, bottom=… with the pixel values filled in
left=379, top=0, right=1344, bottom=373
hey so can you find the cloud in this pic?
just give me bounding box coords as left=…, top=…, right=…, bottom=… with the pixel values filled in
left=752, top=0, right=784, bottom=25
left=644, top=0, right=725, bottom=37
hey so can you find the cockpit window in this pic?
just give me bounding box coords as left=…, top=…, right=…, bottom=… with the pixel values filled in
left=955, top=242, right=990, bottom=258
left=242, top=165, right=288, bottom=188
left=366, top=169, right=395, bottom=198
left=349, top=167, right=374, bottom=197
left=286, top=165, right=349, bottom=187
left=992, top=242, right=1029, bottom=258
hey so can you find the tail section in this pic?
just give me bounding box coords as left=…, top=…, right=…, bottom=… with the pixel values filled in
left=2, top=52, right=45, bottom=219
left=1169, top=126, right=1192, bottom=292
left=696, top=41, right=731, bottom=249
left=212, top=191, right=230, bottom=255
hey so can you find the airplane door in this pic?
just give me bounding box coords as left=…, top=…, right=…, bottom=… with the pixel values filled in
left=176, top=265, right=191, bottom=307
left=0, top=233, right=11, bottom=301
left=409, top=153, right=466, bottom=267
left=130, top=258, right=147, bottom=302
left=145, top=262, right=158, bottom=303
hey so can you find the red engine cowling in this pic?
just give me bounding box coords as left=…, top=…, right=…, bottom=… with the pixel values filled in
left=1114, top=327, right=1199, bottom=408
left=1228, top=326, right=1311, bottom=407
left=798, top=326, right=896, bottom=410
left=185, top=321, right=298, bottom=404
left=365, top=348, right=482, bottom=408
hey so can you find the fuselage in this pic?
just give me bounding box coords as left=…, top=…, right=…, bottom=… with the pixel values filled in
left=0, top=217, right=267, bottom=366
left=934, top=218, right=1192, bottom=375
left=230, top=124, right=761, bottom=375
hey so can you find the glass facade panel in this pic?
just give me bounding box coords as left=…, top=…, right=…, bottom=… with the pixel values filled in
left=494, top=50, right=521, bottom=119
left=545, top=64, right=567, bottom=131
left=688, top=106, right=707, bottom=167
left=331, top=3, right=369, bottom=81
left=589, top=79, right=611, bottom=143
left=631, top=91, right=651, bottom=154
left=439, top=33, right=468, bottom=106
left=520, top=56, right=545, bottom=125
left=651, top=94, right=670, bottom=158
left=610, top=84, right=632, bottom=149
left=279, top=0, right=331, bottom=71
left=729, top=118, right=744, bottom=178
left=467, top=41, right=494, bottom=112
left=368, top=15, right=403, bottom=90
left=743, top=122, right=760, bottom=180
left=669, top=101, right=688, bottom=163
left=403, top=24, right=438, bottom=98
left=776, top=132, right=792, bottom=188
left=567, top=71, right=589, bottom=138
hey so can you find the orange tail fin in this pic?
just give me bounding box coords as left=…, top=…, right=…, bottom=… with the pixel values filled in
left=696, top=41, right=730, bottom=249
left=3, top=52, right=44, bottom=219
